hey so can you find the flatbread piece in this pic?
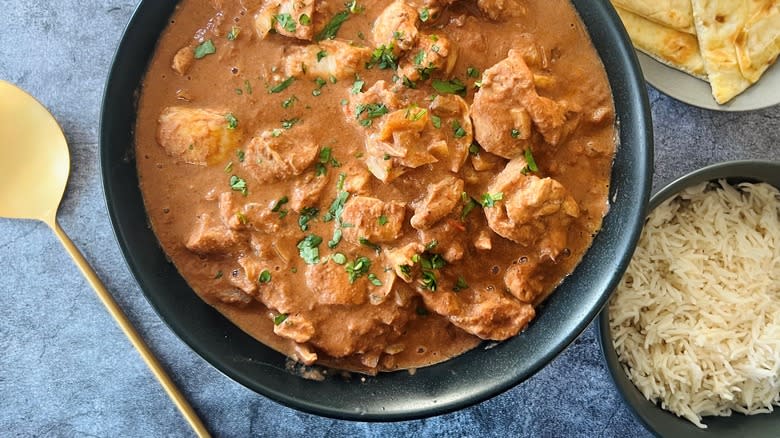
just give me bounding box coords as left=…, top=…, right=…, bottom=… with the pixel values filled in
left=612, top=0, right=697, bottom=33
left=735, top=1, right=780, bottom=83
left=615, top=6, right=707, bottom=80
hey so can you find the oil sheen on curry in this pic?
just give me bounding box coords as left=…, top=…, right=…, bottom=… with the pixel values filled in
left=136, top=0, right=616, bottom=374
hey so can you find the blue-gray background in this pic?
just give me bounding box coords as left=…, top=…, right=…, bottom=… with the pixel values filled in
left=1, top=1, right=778, bottom=436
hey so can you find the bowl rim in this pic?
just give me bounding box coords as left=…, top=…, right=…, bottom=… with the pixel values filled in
left=597, top=159, right=780, bottom=437
left=100, top=0, right=653, bottom=421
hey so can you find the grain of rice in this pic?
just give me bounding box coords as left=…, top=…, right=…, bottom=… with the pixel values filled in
left=609, top=180, right=780, bottom=428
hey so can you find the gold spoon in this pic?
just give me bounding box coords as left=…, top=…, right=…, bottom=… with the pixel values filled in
left=0, top=80, right=211, bottom=437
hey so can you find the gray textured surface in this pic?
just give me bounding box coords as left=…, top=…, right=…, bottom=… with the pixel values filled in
left=0, top=2, right=778, bottom=437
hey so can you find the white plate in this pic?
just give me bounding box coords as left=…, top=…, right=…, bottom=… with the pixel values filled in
left=637, top=51, right=780, bottom=111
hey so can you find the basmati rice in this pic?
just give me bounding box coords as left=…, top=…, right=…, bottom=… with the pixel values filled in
left=609, top=180, right=780, bottom=428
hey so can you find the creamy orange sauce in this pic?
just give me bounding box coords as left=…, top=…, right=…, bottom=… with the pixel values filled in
left=136, top=0, right=615, bottom=374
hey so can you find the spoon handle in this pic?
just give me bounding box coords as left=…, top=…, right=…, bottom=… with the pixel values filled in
left=49, top=219, right=211, bottom=438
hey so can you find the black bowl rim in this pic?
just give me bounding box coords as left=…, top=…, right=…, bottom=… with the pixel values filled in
left=100, top=0, right=653, bottom=421
left=597, top=160, right=780, bottom=437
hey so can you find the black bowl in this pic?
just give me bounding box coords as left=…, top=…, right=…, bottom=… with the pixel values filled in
left=100, top=0, right=652, bottom=420
left=598, top=160, right=780, bottom=437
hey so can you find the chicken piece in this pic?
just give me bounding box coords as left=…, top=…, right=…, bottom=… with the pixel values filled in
left=471, top=150, right=505, bottom=172
left=428, top=94, right=472, bottom=172
left=342, top=162, right=372, bottom=195
left=477, top=0, right=527, bottom=21
left=340, top=196, right=406, bottom=244
left=372, top=1, right=420, bottom=55
left=418, top=287, right=535, bottom=340
left=254, top=0, right=315, bottom=41
left=504, top=258, right=547, bottom=304
left=283, top=40, right=372, bottom=80
left=383, top=242, right=425, bottom=282
left=289, top=172, right=329, bottom=212
left=218, top=192, right=282, bottom=234
left=306, top=260, right=368, bottom=305
left=473, top=228, right=492, bottom=251
left=242, top=130, right=319, bottom=184
left=185, top=213, right=240, bottom=255
left=228, top=256, right=268, bottom=295
left=371, top=109, right=438, bottom=168
left=398, top=33, right=458, bottom=83
left=418, top=219, right=466, bottom=263
left=471, top=49, right=568, bottom=158
left=157, top=107, right=240, bottom=165
left=171, top=46, right=194, bottom=75
left=274, top=313, right=316, bottom=343
left=411, top=176, right=464, bottom=230
left=484, top=158, right=580, bottom=260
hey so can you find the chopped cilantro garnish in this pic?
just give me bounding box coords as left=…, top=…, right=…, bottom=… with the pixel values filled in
left=452, top=120, right=466, bottom=138
left=281, top=118, right=300, bottom=129
left=236, top=150, right=245, bottom=162
left=331, top=253, right=347, bottom=265
left=328, top=228, right=343, bottom=248
left=194, top=40, right=216, bottom=59
left=432, top=78, right=467, bottom=96
left=368, top=273, right=383, bottom=287
left=214, top=270, right=224, bottom=279
left=366, top=45, right=398, bottom=70
left=346, top=256, right=371, bottom=283
left=431, top=115, right=442, bottom=129
left=425, top=240, right=439, bottom=251
left=378, top=215, right=388, bottom=225
left=346, top=0, right=364, bottom=13
left=316, top=10, right=350, bottom=41
left=274, top=13, right=297, bottom=32
left=481, top=192, right=504, bottom=208
left=269, top=76, right=295, bottom=93
left=229, top=175, right=248, bottom=196
left=524, top=148, right=539, bottom=173
left=316, top=50, right=328, bottom=62
left=351, top=79, right=365, bottom=94
left=453, top=276, right=469, bottom=292
left=271, top=196, right=289, bottom=216
left=355, top=103, right=389, bottom=127
left=419, top=8, right=430, bottom=22
left=227, top=26, right=240, bottom=41
left=420, top=270, right=437, bottom=291
left=294, top=207, right=318, bottom=231
left=299, top=13, right=312, bottom=26
left=298, top=207, right=319, bottom=231
left=511, top=128, right=520, bottom=138
left=297, top=235, right=323, bottom=264
left=467, top=67, right=480, bottom=78
left=244, top=80, right=253, bottom=95
left=258, top=270, right=272, bottom=284
left=461, top=192, right=479, bottom=220
left=225, top=113, right=238, bottom=130
left=413, top=51, right=425, bottom=66
left=282, top=95, right=298, bottom=109
left=469, top=143, right=480, bottom=155
left=274, top=313, right=288, bottom=325
left=236, top=211, right=248, bottom=225
left=323, top=191, right=349, bottom=222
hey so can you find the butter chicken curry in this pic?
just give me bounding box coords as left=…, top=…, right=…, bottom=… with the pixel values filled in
left=136, top=0, right=616, bottom=374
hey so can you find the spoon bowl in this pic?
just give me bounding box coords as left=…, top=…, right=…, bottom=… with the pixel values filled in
left=0, top=80, right=210, bottom=437
left=0, top=81, right=69, bottom=222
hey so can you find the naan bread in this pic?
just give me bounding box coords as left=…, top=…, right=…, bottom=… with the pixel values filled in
left=690, top=0, right=758, bottom=104
left=615, top=6, right=707, bottom=80
left=612, top=0, right=696, bottom=33
left=735, top=2, right=780, bottom=83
